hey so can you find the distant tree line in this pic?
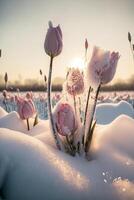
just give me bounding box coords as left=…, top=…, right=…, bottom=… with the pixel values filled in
left=0, top=74, right=134, bottom=92
left=0, top=82, right=134, bottom=92
left=0, top=84, right=62, bottom=92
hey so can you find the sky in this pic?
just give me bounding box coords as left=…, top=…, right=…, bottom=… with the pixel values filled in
left=0, top=0, right=134, bottom=83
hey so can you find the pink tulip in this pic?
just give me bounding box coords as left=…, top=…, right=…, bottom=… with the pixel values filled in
left=53, top=102, right=78, bottom=136
left=87, top=46, right=120, bottom=87
left=16, top=97, right=35, bottom=120
left=100, top=51, right=120, bottom=84
left=44, top=21, right=63, bottom=150
left=44, top=21, right=63, bottom=57
left=65, top=68, right=84, bottom=96
left=2, top=90, right=8, bottom=98
left=26, top=92, right=33, bottom=100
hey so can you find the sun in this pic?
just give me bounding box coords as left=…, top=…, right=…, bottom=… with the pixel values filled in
left=70, top=57, right=85, bottom=70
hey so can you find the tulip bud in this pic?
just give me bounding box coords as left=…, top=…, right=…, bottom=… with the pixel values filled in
left=128, top=32, right=131, bottom=43
left=2, top=90, right=8, bottom=98
left=65, top=68, right=84, bottom=96
left=4, top=72, right=8, bottom=83
left=44, top=21, right=63, bottom=57
left=85, top=38, right=88, bottom=50
left=44, top=75, right=47, bottom=82
left=53, top=102, right=78, bottom=136
left=39, top=69, right=43, bottom=75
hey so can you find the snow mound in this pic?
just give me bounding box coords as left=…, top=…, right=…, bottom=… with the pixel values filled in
left=95, top=100, right=134, bottom=124
left=0, top=107, right=7, bottom=118
left=0, top=111, right=26, bottom=132
left=0, top=115, right=134, bottom=199
left=29, top=120, right=50, bottom=136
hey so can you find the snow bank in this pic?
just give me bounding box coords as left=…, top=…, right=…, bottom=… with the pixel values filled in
left=0, top=114, right=134, bottom=199
left=0, top=107, right=7, bottom=118
left=95, top=100, right=134, bottom=124
left=0, top=111, right=27, bottom=132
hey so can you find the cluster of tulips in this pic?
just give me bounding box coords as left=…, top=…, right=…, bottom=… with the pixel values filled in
left=44, top=21, right=120, bottom=158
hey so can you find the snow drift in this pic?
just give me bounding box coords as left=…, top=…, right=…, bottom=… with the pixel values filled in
left=0, top=110, right=134, bottom=199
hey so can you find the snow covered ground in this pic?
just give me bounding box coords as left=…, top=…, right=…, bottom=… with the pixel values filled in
left=0, top=102, right=134, bottom=199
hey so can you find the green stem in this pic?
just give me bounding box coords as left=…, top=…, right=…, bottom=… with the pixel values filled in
left=66, top=136, right=75, bottom=156
left=5, top=82, right=7, bottom=90
left=33, top=114, right=38, bottom=126
left=73, top=94, right=77, bottom=116
left=78, top=97, right=82, bottom=123
left=3, top=99, right=8, bottom=112
left=26, top=118, right=30, bottom=131
left=129, top=42, right=134, bottom=63
left=84, top=49, right=87, bottom=66
left=83, top=86, right=92, bottom=126
left=47, top=56, right=62, bottom=150
left=82, top=86, right=92, bottom=146
left=84, top=84, right=101, bottom=154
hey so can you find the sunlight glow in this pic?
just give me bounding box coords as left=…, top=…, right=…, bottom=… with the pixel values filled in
left=70, top=57, right=85, bottom=70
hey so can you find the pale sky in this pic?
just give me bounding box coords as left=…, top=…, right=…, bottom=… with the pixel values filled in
left=0, top=0, right=134, bottom=83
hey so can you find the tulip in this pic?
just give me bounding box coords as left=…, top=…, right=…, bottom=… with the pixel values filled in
left=53, top=102, right=78, bottom=136
left=26, top=92, right=33, bottom=100
left=53, top=102, right=78, bottom=155
left=101, top=51, right=120, bottom=84
left=66, top=68, right=84, bottom=96
left=44, top=21, right=63, bottom=151
left=44, top=21, right=63, bottom=57
left=16, top=97, right=36, bottom=130
left=84, top=46, right=120, bottom=157
left=87, top=46, right=119, bottom=87
left=65, top=68, right=84, bottom=117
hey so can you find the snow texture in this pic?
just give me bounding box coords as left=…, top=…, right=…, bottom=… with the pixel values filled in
left=0, top=107, right=134, bottom=199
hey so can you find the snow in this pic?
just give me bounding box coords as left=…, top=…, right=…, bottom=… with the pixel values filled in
left=0, top=111, right=27, bottom=133
left=0, top=106, right=134, bottom=199
left=95, top=100, right=134, bottom=124
left=0, top=107, right=7, bottom=118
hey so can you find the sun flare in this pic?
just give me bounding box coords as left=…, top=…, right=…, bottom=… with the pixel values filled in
left=70, top=57, right=85, bottom=70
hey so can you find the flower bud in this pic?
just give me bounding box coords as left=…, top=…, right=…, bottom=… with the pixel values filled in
left=44, top=21, right=63, bottom=57
left=87, top=46, right=120, bottom=87
left=65, top=68, right=84, bottom=96
left=85, top=38, right=88, bottom=50
left=16, top=97, right=36, bottom=120
left=128, top=32, right=131, bottom=43
left=53, top=102, right=78, bottom=136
